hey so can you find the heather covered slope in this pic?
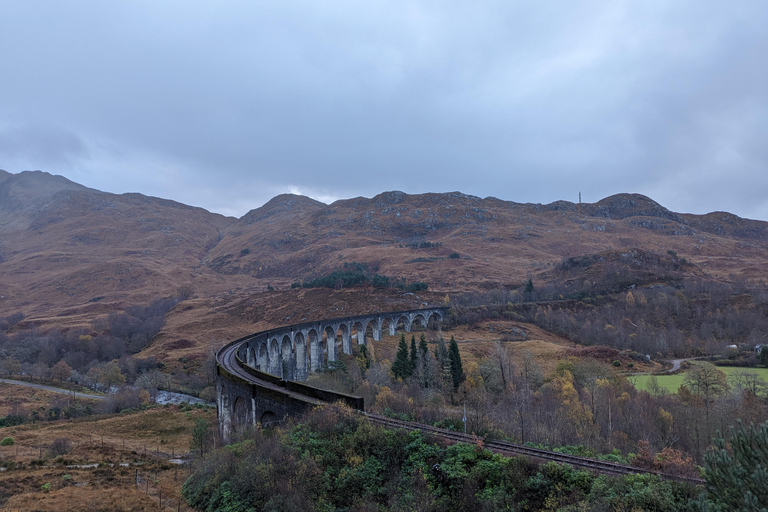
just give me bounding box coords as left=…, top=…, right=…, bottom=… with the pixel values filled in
left=0, top=170, right=235, bottom=323
left=209, top=190, right=768, bottom=290
left=2, top=170, right=768, bottom=336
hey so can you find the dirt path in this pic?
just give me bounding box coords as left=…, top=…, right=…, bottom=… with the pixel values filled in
left=0, top=378, right=104, bottom=400
left=668, top=359, right=685, bottom=372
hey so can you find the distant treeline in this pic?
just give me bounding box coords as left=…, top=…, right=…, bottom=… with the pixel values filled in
left=0, top=290, right=210, bottom=406
left=292, top=261, right=428, bottom=292
left=449, top=271, right=768, bottom=359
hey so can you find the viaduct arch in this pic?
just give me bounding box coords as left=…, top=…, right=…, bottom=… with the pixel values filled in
left=216, top=307, right=447, bottom=442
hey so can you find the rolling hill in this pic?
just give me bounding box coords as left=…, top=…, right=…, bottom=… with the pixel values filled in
left=2, top=169, right=767, bottom=348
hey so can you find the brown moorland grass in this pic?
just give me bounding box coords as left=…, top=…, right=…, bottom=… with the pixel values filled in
left=0, top=384, right=86, bottom=418
left=0, top=405, right=213, bottom=511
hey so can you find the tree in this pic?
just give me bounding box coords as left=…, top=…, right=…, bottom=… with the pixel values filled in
left=525, top=278, right=534, bottom=296
left=392, top=333, right=412, bottom=380
left=356, top=344, right=371, bottom=378
left=51, top=360, right=72, bottom=381
left=418, top=333, right=428, bottom=357
left=98, top=360, right=126, bottom=390
left=703, top=420, right=768, bottom=511
left=759, top=346, right=768, bottom=368
left=1, top=357, right=20, bottom=377
left=190, top=417, right=211, bottom=456
left=409, top=335, right=418, bottom=374
left=417, top=333, right=432, bottom=388
left=448, top=336, right=464, bottom=390
left=683, top=362, right=728, bottom=423
left=492, top=340, right=512, bottom=391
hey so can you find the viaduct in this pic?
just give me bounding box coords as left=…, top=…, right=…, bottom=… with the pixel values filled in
left=216, top=307, right=447, bottom=442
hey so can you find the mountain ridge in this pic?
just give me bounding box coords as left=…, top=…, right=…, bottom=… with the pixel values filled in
left=1, top=170, right=767, bottom=337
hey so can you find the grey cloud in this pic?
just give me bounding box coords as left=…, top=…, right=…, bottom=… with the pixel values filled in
left=0, top=1, right=766, bottom=219
left=0, top=124, right=88, bottom=168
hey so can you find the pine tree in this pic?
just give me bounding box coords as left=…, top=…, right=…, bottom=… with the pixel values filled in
left=419, top=332, right=428, bottom=356
left=448, top=336, right=464, bottom=390
left=418, top=333, right=432, bottom=388
left=410, top=335, right=418, bottom=375
left=704, top=420, right=768, bottom=510
left=392, top=333, right=412, bottom=380
left=434, top=337, right=452, bottom=390
left=356, top=344, right=371, bottom=377
left=525, top=278, right=534, bottom=295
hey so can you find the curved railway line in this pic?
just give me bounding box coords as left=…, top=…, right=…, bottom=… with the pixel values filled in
left=217, top=313, right=704, bottom=486
left=366, top=413, right=703, bottom=484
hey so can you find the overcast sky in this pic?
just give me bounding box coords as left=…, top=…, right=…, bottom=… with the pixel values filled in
left=1, top=1, right=767, bottom=220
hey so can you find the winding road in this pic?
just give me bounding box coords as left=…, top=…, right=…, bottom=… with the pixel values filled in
left=0, top=378, right=104, bottom=401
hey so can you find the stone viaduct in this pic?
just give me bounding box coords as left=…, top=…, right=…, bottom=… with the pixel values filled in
left=216, top=307, right=447, bottom=442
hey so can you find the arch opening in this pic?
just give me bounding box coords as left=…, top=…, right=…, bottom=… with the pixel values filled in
left=233, top=396, right=249, bottom=433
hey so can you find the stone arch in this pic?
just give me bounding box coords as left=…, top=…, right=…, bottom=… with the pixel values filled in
left=260, top=410, right=279, bottom=427
left=365, top=321, right=376, bottom=343
left=247, top=345, right=256, bottom=367
left=352, top=321, right=366, bottom=345
left=427, top=311, right=444, bottom=331
left=281, top=335, right=293, bottom=380
left=233, top=396, right=248, bottom=432
left=258, top=342, right=269, bottom=371
left=308, top=329, right=320, bottom=372
left=381, top=317, right=396, bottom=336
left=396, top=315, right=411, bottom=333
left=295, top=332, right=307, bottom=379
left=269, top=338, right=281, bottom=376
left=412, top=313, right=428, bottom=330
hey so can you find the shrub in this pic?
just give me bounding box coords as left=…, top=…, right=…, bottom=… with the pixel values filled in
left=50, top=438, right=72, bottom=456
left=449, top=252, right=461, bottom=259
left=0, top=437, right=14, bottom=446
left=612, top=360, right=621, bottom=367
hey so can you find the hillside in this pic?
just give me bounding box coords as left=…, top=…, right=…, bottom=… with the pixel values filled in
left=1, top=170, right=768, bottom=346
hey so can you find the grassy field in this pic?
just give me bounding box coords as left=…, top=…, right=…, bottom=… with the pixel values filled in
left=0, top=384, right=214, bottom=511
left=632, top=365, right=768, bottom=395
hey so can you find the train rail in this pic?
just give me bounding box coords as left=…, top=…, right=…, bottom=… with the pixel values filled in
left=218, top=340, right=323, bottom=406
left=365, top=413, right=704, bottom=484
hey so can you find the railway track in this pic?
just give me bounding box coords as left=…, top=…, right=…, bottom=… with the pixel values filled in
left=365, top=413, right=704, bottom=484
left=218, top=341, right=323, bottom=406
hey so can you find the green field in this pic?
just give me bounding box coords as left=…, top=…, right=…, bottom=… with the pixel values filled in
left=631, top=365, right=768, bottom=395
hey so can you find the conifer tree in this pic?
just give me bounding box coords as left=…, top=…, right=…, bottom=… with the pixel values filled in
left=356, top=344, right=371, bottom=377
left=419, top=332, right=428, bottom=356
left=392, top=333, right=412, bottom=380
left=434, top=337, right=452, bottom=390
left=410, top=335, right=418, bottom=374
left=448, top=336, right=464, bottom=390
left=704, top=420, right=768, bottom=510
